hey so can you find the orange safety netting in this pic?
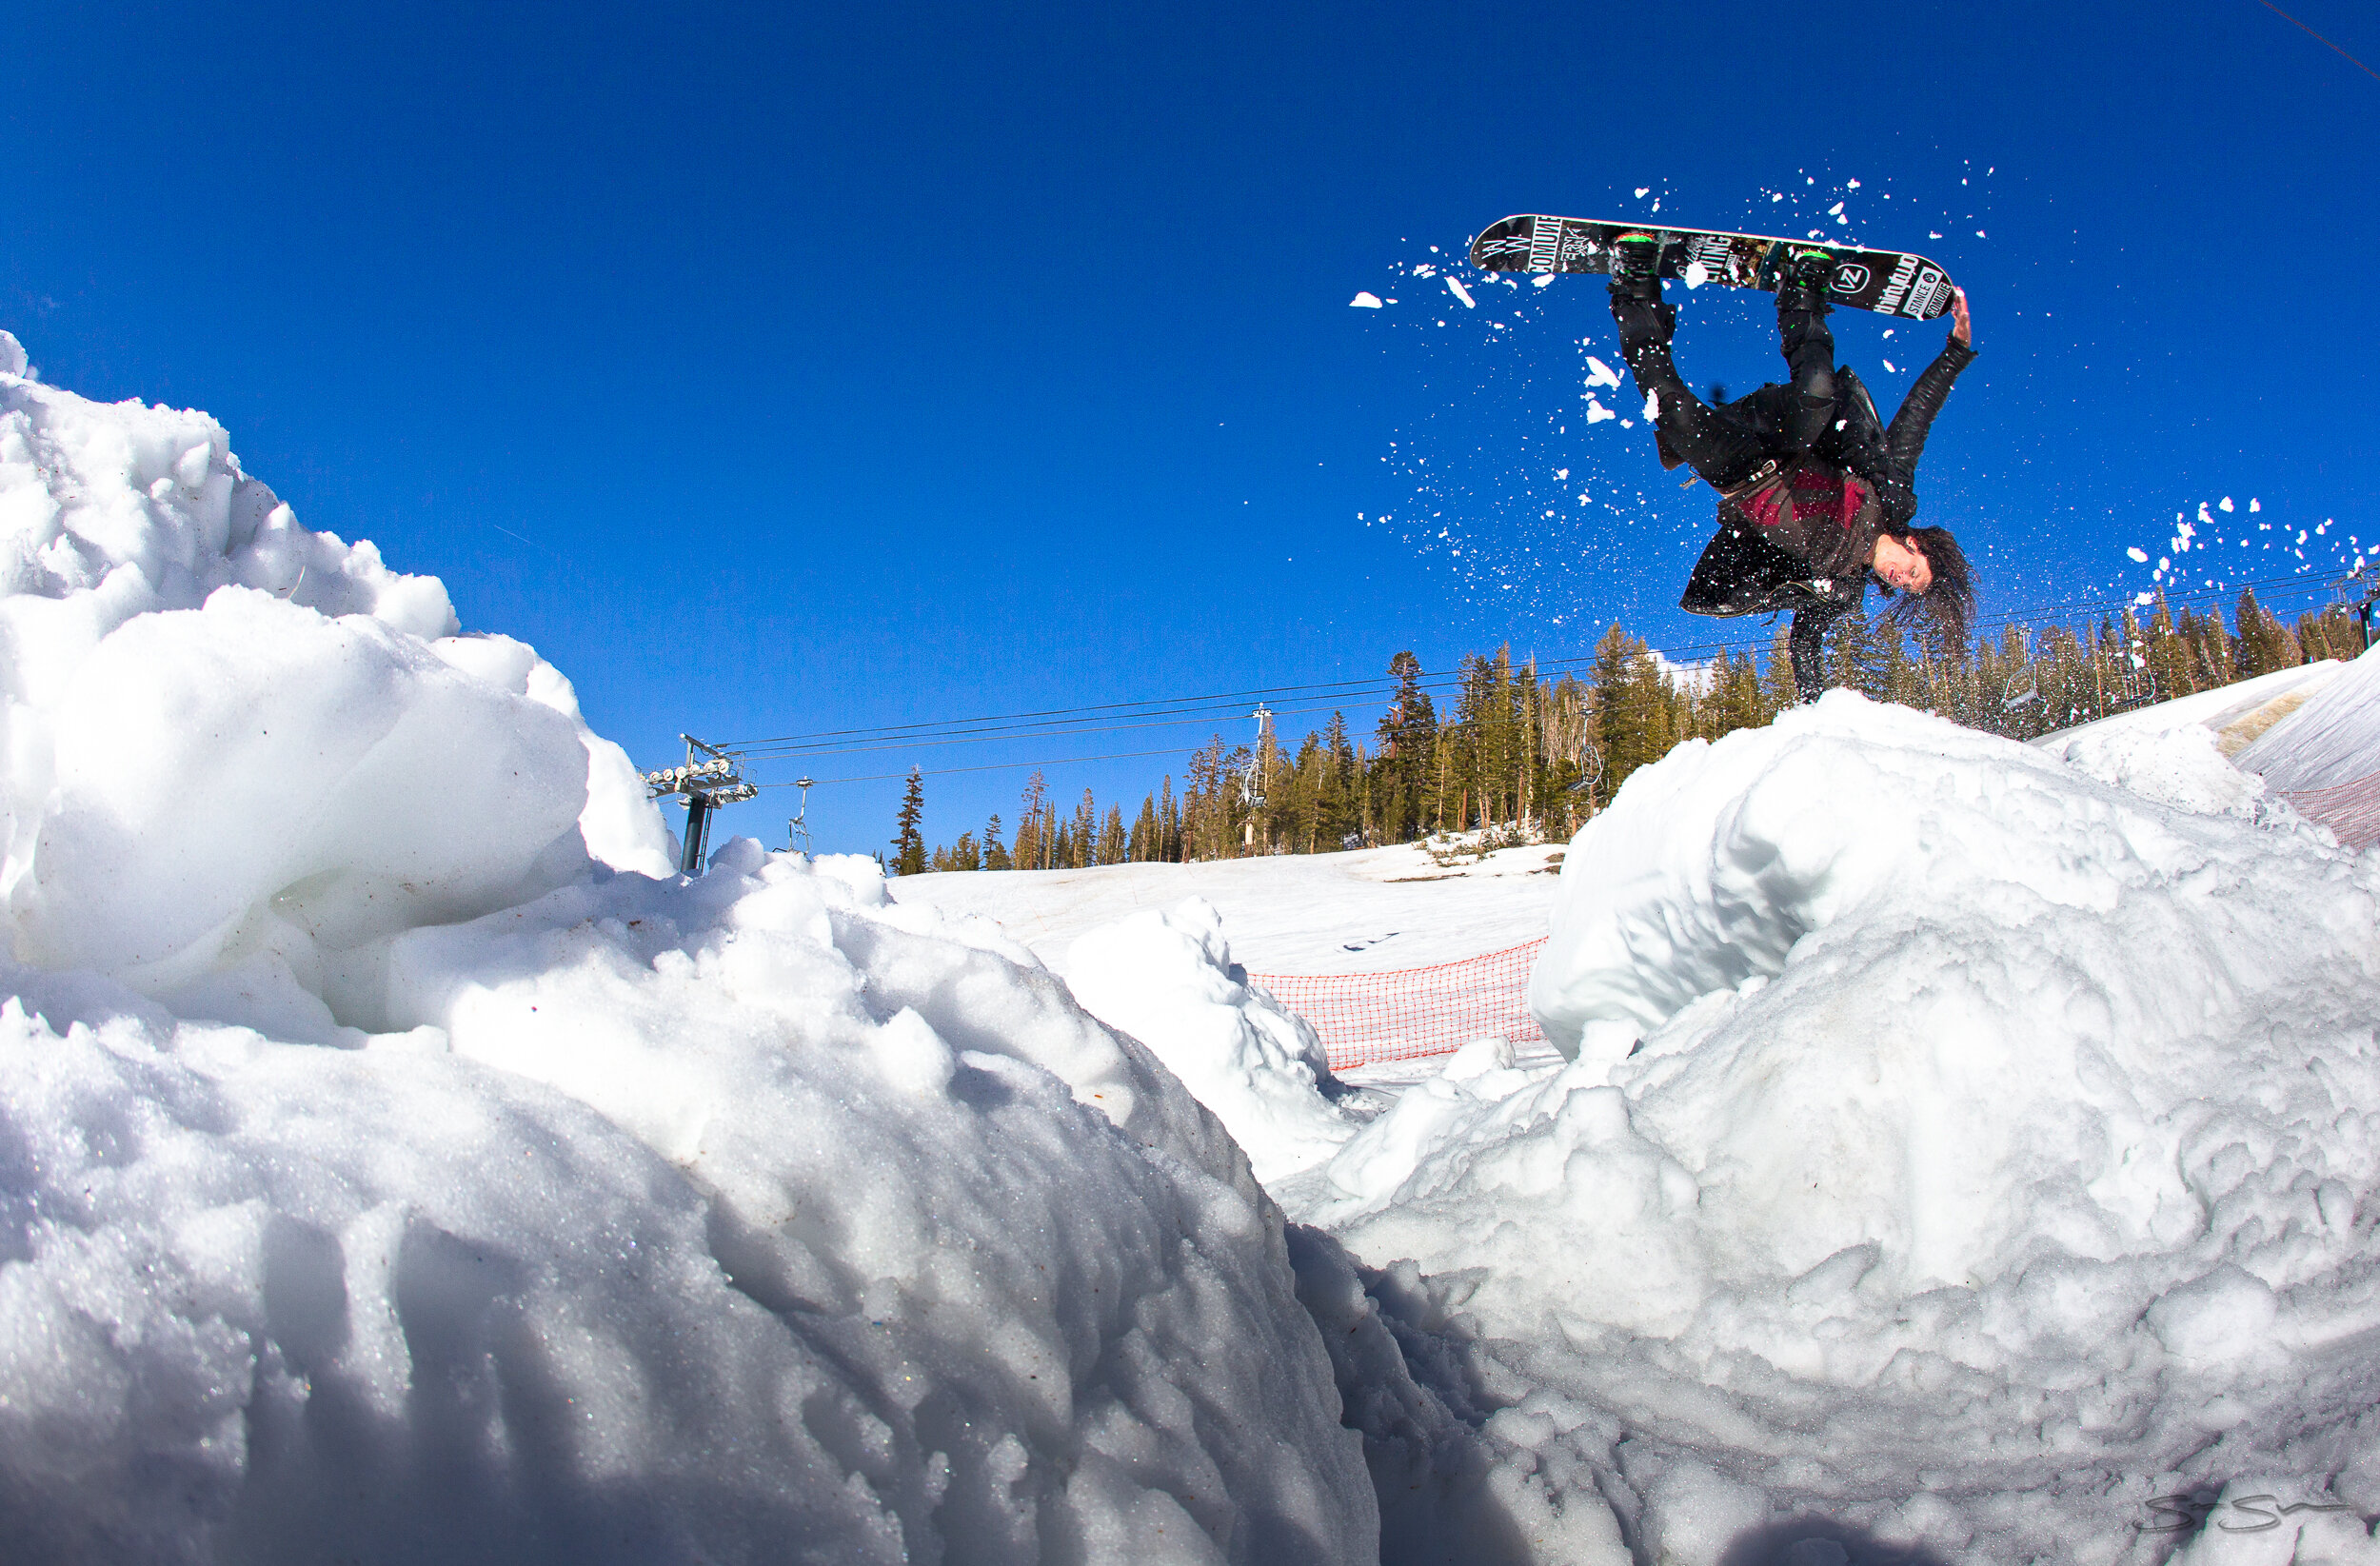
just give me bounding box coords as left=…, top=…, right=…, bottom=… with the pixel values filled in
left=2283, top=769, right=2380, bottom=852
left=1251, top=937, right=1549, bottom=1073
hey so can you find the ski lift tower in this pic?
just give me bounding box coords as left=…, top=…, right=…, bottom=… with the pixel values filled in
left=786, top=777, right=816, bottom=856
left=2341, top=562, right=2378, bottom=653
left=1242, top=704, right=1274, bottom=850
left=644, top=735, right=759, bottom=875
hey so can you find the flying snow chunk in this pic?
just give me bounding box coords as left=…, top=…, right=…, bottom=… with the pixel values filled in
left=2128, top=547, right=2150, bottom=563
left=1349, top=291, right=1383, bottom=308
left=2220, top=497, right=2236, bottom=512
left=2199, top=504, right=2215, bottom=525
left=1635, top=188, right=1651, bottom=198
left=2251, top=498, right=2262, bottom=512
left=1532, top=273, right=1557, bottom=287
left=1683, top=261, right=1708, bottom=288
left=1584, top=356, right=1624, bottom=389
left=1585, top=396, right=1616, bottom=425
left=1444, top=277, right=1477, bottom=309
left=1882, top=359, right=1898, bottom=373
left=2135, top=591, right=2156, bottom=605
left=1828, top=202, right=1845, bottom=215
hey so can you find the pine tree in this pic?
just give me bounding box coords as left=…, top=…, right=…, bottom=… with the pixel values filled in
left=1761, top=628, right=1799, bottom=714
left=1591, top=623, right=1676, bottom=797
left=892, top=768, right=927, bottom=877
left=1128, top=793, right=1160, bottom=861
left=1069, top=788, right=1097, bottom=869
left=2234, top=587, right=2301, bottom=676
left=1099, top=803, right=1127, bottom=865
left=983, top=813, right=1012, bottom=871
left=1013, top=772, right=1047, bottom=870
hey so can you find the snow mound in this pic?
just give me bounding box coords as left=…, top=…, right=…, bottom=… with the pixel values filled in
left=0, top=342, right=1375, bottom=1560
left=1056, top=898, right=1356, bottom=1183
left=1294, top=693, right=2380, bottom=1560
left=0, top=346, right=678, bottom=1021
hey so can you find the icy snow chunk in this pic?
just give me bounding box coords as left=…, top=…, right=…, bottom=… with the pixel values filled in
left=1350, top=291, right=1383, bottom=308
left=2147, top=1265, right=2280, bottom=1362
left=0, top=330, right=26, bottom=378
left=1583, top=356, right=1623, bottom=389
left=1584, top=396, right=1616, bottom=424
left=1531, top=272, right=1556, bottom=287
left=1444, top=277, right=1476, bottom=308
left=2128, top=545, right=2150, bottom=562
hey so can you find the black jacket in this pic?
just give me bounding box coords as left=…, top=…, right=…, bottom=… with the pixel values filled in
left=1680, top=334, right=1976, bottom=619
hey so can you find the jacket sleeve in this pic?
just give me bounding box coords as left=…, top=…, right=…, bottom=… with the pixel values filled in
left=1883, top=336, right=1976, bottom=477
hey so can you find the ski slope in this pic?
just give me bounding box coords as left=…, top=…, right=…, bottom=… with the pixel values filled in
left=894, top=837, right=1564, bottom=974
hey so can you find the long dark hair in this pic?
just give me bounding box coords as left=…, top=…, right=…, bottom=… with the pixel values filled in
left=1878, top=525, right=1974, bottom=651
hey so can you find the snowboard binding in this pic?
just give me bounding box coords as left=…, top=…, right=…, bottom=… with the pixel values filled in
left=1606, top=232, right=1664, bottom=303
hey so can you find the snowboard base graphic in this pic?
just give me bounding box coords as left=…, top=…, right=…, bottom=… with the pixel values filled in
left=1469, top=214, right=1957, bottom=322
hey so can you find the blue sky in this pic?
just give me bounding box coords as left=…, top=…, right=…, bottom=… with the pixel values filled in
left=5, top=1, right=2374, bottom=856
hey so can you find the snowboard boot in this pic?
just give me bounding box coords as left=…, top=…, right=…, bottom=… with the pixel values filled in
left=1607, top=231, right=1664, bottom=301
left=1607, top=235, right=1675, bottom=359
left=1775, top=247, right=1836, bottom=316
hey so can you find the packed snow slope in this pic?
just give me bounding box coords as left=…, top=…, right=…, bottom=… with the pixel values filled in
left=0, top=332, right=1376, bottom=1564
left=2239, top=644, right=2380, bottom=793
left=1261, top=693, right=2380, bottom=1564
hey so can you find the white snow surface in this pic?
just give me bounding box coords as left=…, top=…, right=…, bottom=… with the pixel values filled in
left=894, top=841, right=1562, bottom=975
left=909, top=687, right=2380, bottom=1561
left=0, top=335, right=1376, bottom=1563
left=1278, top=694, right=2380, bottom=1563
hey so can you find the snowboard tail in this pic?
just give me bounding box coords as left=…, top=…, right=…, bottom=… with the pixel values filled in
left=1470, top=214, right=1957, bottom=322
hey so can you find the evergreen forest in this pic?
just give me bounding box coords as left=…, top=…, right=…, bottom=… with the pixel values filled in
left=913, top=590, right=2367, bottom=873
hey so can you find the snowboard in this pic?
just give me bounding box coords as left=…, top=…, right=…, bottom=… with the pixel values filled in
left=1469, top=215, right=1958, bottom=322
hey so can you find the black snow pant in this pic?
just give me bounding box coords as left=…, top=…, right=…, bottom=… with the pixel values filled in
left=1612, top=293, right=1839, bottom=488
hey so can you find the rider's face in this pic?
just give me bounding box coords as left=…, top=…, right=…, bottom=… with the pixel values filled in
left=1874, top=535, right=1934, bottom=595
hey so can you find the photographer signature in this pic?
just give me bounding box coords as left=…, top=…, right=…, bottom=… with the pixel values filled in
left=2144, top=1493, right=2354, bottom=1534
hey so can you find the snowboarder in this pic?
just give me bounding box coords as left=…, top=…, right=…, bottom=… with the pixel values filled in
left=1606, top=235, right=1977, bottom=704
